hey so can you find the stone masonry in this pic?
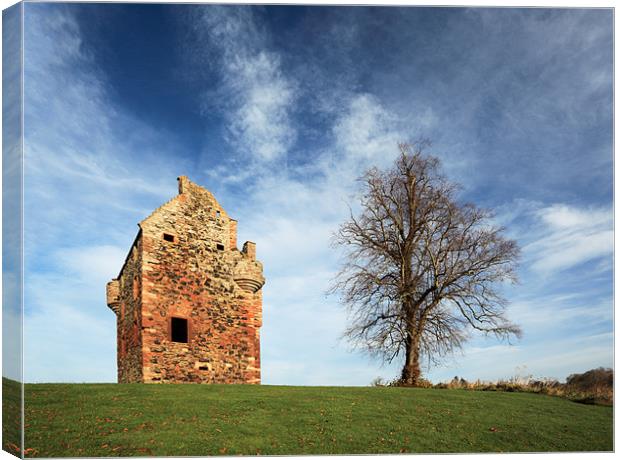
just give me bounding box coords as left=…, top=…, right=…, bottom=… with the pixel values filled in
left=106, top=176, right=265, bottom=383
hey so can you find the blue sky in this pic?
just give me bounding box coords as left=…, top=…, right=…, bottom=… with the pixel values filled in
left=17, top=3, right=612, bottom=385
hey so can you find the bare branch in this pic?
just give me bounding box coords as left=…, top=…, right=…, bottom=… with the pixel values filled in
left=330, top=140, right=521, bottom=386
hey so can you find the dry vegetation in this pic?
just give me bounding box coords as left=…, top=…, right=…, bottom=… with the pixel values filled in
left=374, top=367, right=613, bottom=406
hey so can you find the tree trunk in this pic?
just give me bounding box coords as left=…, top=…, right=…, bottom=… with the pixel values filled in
left=400, top=332, right=421, bottom=386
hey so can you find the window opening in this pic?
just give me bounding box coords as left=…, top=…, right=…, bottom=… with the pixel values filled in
left=163, top=233, right=175, bottom=242
left=216, top=243, right=225, bottom=251
left=171, top=317, right=189, bottom=343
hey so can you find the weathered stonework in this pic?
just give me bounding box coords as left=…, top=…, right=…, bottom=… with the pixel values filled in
left=106, top=176, right=264, bottom=384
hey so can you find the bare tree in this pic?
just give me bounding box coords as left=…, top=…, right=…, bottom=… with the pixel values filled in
left=331, top=141, right=521, bottom=386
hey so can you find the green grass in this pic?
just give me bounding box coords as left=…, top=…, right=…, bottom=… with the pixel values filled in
left=23, top=383, right=612, bottom=457
left=3, top=378, right=22, bottom=456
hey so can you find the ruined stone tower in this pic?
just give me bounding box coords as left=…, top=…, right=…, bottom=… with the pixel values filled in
left=106, top=176, right=264, bottom=383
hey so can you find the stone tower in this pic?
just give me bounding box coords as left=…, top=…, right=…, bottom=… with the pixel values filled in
left=106, top=176, right=265, bottom=383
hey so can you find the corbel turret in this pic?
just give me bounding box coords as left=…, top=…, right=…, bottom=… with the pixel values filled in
left=106, top=279, right=121, bottom=314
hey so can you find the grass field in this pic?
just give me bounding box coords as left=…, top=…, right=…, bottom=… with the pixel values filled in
left=17, top=381, right=613, bottom=457
left=2, top=379, right=22, bottom=455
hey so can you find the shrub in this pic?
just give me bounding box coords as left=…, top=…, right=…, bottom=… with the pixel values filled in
left=433, top=368, right=613, bottom=406
left=566, top=367, right=613, bottom=391
left=414, top=378, right=434, bottom=388
left=565, top=368, right=613, bottom=405
left=372, top=368, right=613, bottom=405
left=384, top=376, right=433, bottom=388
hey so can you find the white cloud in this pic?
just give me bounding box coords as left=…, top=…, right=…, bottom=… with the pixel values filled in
left=222, top=92, right=412, bottom=387
left=525, top=204, right=613, bottom=275
left=22, top=7, right=192, bottom=252
left=538, top=204, right=611, bottom=230
left=509, top=298, right=612, bottom=333
left=21, top=7, right=189, bottom=382
left=23, top=6, right=186, bottom=262
left=228, top=52, right=296, bottom=162
left=55, top=245, right=128, bottom=284
left=19, top=6, right=612, bottom=388
left=195, top=6, right=297, bottom=162
left=333, top=94, right=402, bottom=162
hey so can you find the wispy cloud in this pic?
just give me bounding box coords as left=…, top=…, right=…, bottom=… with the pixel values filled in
left=227, top=52, right=297, bottom=162
left=509, top=297, right=612, bottom=333
left=55, top=245, right=128, bottom=283
left=524, top=204, right=613, bottom=275
left=20, top=5, right=612, bottom=386
left=218, top=89, right=411, bottom=387
left=333, top=94, right=402, bottom=162
left=22, top=5, right=193, bottom=382
left=24, top=7, right=189, bottom=228
left=183, top=6, right=612, bottom=386
left=192, top=6, right=297, bottom=162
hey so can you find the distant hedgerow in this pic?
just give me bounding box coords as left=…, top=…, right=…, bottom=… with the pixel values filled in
left=372, top=368, right=613, bottom=406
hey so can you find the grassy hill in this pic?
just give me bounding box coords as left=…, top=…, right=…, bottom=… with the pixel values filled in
left=14, top=381, right=613, bottom=456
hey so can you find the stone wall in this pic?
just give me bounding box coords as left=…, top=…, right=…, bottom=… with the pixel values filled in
left=108, top=176, right=264, bottom=384
left=108, top=236, right=144, bottom=383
